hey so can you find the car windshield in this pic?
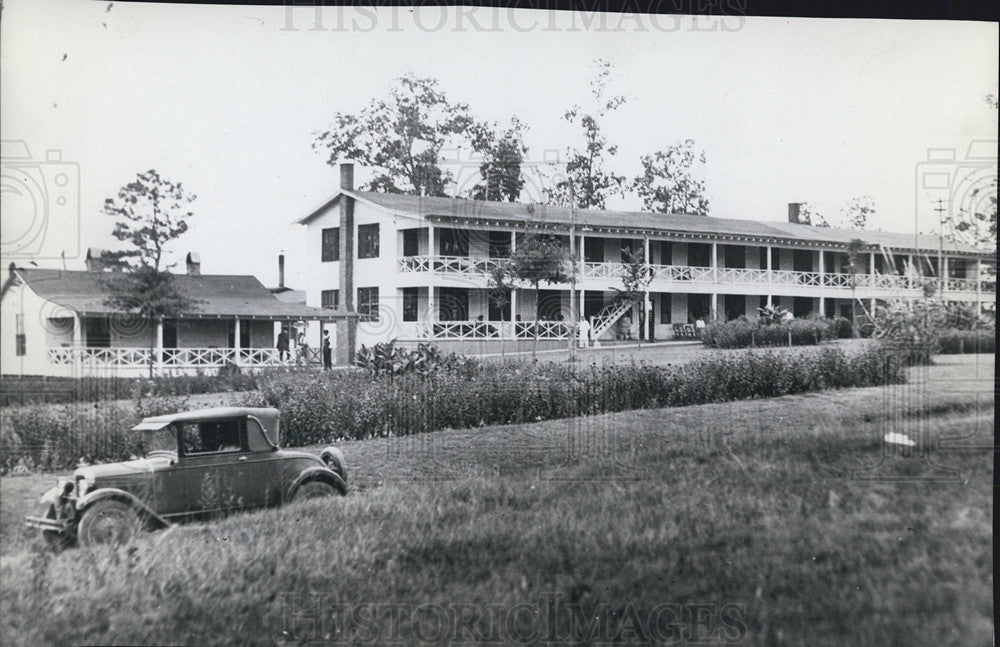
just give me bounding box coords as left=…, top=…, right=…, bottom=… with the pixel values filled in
left=141, top=425, right=177, bottom=456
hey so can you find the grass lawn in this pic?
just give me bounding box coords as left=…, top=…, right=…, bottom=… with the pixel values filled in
left=0, top=354, right=992, bottom=646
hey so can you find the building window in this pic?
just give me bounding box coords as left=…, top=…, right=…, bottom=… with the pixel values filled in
left=402, top=229, right=419, bottom=257
left=358, top=224, right=380, bottom=259
left=537, top=289, right=563, bottom=320
left=659, top=293, right=672, bottom=324
left=584, top=238, right=604, bottom=263
left=15, top=314, right=26, bottom=356
left=85, top=317, right=111, bottom=348
left=659, top=241, right=672, bottom=265
left=357, top=287, right=379, bottom=320
left=488, top=231, right=511, bottom=258
left=793, top=250, right=813, bottom=273
left=321, top=289, right=339, bottom=309
left=687, top=243, right=711, bottom=268
left=321, top=227, right=339, bottom=262
left=402, top=287, right=418, bottom=322
left=724, top=245, right=745, bottom=269
left=438, top=287, right=469, bottom=321
left=440, top=228, right=469, bottom=257
left=759, top=247, right=768, bottom=269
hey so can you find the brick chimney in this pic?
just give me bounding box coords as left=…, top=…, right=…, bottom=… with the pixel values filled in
left=85, top=248, right=105, bottom=272
left=788, top=203, right=802, bottom=224
left=278, top=253, right=285, bottom=289
left=186, top=252, right=201, bottom=276
left=337, top=163, right=356, bottom=365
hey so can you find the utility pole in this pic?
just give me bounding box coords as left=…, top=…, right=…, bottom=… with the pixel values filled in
left=568, top=179, right=578, bottom=362
left=934, top=198, right=946, bottom=300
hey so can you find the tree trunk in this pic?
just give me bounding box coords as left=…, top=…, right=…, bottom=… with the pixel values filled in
left=532, top=286, right=539, bottom=359
left=148, top=317, right=156, bottom=379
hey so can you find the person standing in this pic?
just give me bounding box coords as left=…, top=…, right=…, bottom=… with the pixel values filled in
left=322, top=329, right=332, bottom=370
left=577, top=316, right=591, bottom=348
left=276, top=327, right=290, bottom=362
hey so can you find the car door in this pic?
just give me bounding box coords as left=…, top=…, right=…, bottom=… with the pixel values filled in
left=237, top=416, right=282, bottom=508
left=178, top=418, right=250, bottom=515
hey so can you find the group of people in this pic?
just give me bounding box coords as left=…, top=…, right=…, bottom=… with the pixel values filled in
left=275, top=326, right=333, bottom=370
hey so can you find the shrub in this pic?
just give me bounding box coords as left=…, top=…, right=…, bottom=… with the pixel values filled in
left=833, top=316, right=854, bottom=339
left=937, top=328, right=996, bottom=354
left=243, top=344, right=906, bottom=444
left=872, top=297, right=947, bottom=364
left=702, top=317, right=836, bottom=349
left=1, top=345, right=910, bottom=471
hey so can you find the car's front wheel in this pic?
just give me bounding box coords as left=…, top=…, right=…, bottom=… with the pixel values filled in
left=77, top=500, right=141, bottom=546
left=292, top=481, right=338, bottom=502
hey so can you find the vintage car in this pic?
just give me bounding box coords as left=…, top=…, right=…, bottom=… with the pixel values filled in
left=26, top=407, right=347, bottom=547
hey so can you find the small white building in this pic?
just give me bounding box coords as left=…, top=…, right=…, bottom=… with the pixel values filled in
left=1, top=250, right=354, bottom=377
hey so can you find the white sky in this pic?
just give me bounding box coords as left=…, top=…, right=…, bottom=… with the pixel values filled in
left=2, top=1, right=997, bottom=289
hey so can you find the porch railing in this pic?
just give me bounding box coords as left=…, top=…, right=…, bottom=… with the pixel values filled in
left=396, top=320, right=572, bottom=340
left=398, top=255, right=993, bottom=295
left=48, top=347, right=287, bottom=369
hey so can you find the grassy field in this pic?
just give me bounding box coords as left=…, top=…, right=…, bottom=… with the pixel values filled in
left=0, top=354, right=992, bottom=646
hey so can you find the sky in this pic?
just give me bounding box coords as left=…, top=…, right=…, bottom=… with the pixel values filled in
left=2, top=1, right=997, bottom=290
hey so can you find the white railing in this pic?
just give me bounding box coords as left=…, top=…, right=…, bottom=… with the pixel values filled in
left=590, top=299, right=633, bottom=340
left=395, top=320, right=571, bottom=340
left=398, top=255, right=507, bottom=276
left=400, top=255, right=992, bottom=296
left=48, top=347, right=286, bottom=369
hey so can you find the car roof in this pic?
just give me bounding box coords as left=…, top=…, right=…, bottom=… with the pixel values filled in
left=132, top=407, right=280, bottom=444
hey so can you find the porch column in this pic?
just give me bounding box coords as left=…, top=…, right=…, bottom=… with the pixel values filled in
left=942, top=255, right=949, bottom=292
left=72, top=314, right=83, bottom=376
left=711, top=242, right=719, bottom=321
left=870, top=252, right=877, bottom=275
left=974, top=259, right=982, bottom=315
left=817, top=250, right=826, bottom=316
left=766, top=244, right=773, bottom=307
left=233, top=318, right=241, bottom=366
left=428, top=224, right=436, bottom=268
left=644, top=237, right=651, bottom=340
left=155, top=319, right=164, bottom=369
left=510, top=287, right=518, bottom=337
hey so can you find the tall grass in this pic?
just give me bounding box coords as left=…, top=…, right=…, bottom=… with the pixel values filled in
left=0, top=345, right=908, bottom=471
left=702, top=317, right=837, bottom=349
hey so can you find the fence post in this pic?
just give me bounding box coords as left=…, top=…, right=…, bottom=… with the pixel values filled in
left=788, top=329, right=792, bottom=347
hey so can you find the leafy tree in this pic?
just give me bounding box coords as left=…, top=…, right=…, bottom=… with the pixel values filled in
left=616, top=248, right=653, bottom=342
left=633, top=140, right=710, bottom=215
left=845, top=238, right=871, bottom=331
left=508, top=233, right=572, bottom=357
left=797, top=202, right=829, bottom=227
left=546, top=60, right=626, bottom=209
left=840, top=196, right=877, bottom=230
left=101, top=170, right=200, bottom=376
left=313, top=75, right=477, bottom=196
left=485, top=261, right=514, bottom=355
left=468, top=118, right=528, bottom=202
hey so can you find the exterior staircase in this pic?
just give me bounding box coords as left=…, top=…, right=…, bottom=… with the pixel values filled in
left=589, top=298, right=633, bottom=339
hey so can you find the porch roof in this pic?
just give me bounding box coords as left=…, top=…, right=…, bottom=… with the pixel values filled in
left=11, top=268, right=356, bottom=322
left=300, top=190, right=989, bottom=258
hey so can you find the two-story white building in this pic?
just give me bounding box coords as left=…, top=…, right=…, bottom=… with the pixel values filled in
left=298, top=164, right=995, bottom=360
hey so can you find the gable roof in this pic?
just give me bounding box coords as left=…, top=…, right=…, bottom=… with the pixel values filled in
left=299, top=190, right=988, bottom=257
left=8, top=268, right=356, bottom=321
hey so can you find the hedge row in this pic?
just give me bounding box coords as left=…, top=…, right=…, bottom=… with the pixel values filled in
left=937, top=329, right=996, bottom=354
left=702, top=317, right=839, bottom=349
left=0, top=345, right=910, bottom=472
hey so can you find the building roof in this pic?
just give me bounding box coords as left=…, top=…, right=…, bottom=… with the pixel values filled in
left=7, top=268, right=356, bottom=321
left=298, top=190, right=989, bottom=257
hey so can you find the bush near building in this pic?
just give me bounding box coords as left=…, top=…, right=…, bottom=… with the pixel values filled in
left=937, top=328, right=996, bottom=354
left=701, top=317, right=837, bottom=349
left=0, top=344, right=910, bottom=472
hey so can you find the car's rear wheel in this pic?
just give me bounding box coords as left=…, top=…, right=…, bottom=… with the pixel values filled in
left=320, top=449, right=348, bottom=484
left=292, top=480, right=338, bottom=502
left=77, top=500, right=141, bottom=546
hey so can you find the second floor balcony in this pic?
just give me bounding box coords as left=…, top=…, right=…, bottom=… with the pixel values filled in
left=397, top=255, right=993, bottom=296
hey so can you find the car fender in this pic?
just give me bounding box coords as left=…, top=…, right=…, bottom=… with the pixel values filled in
left=38, top=485, right=66, bottom=508
left=286, top=467, right=347, bottom=501
left=319, top=446, right=347, bottom=482
left=77, top=488, right=170, bottom=528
